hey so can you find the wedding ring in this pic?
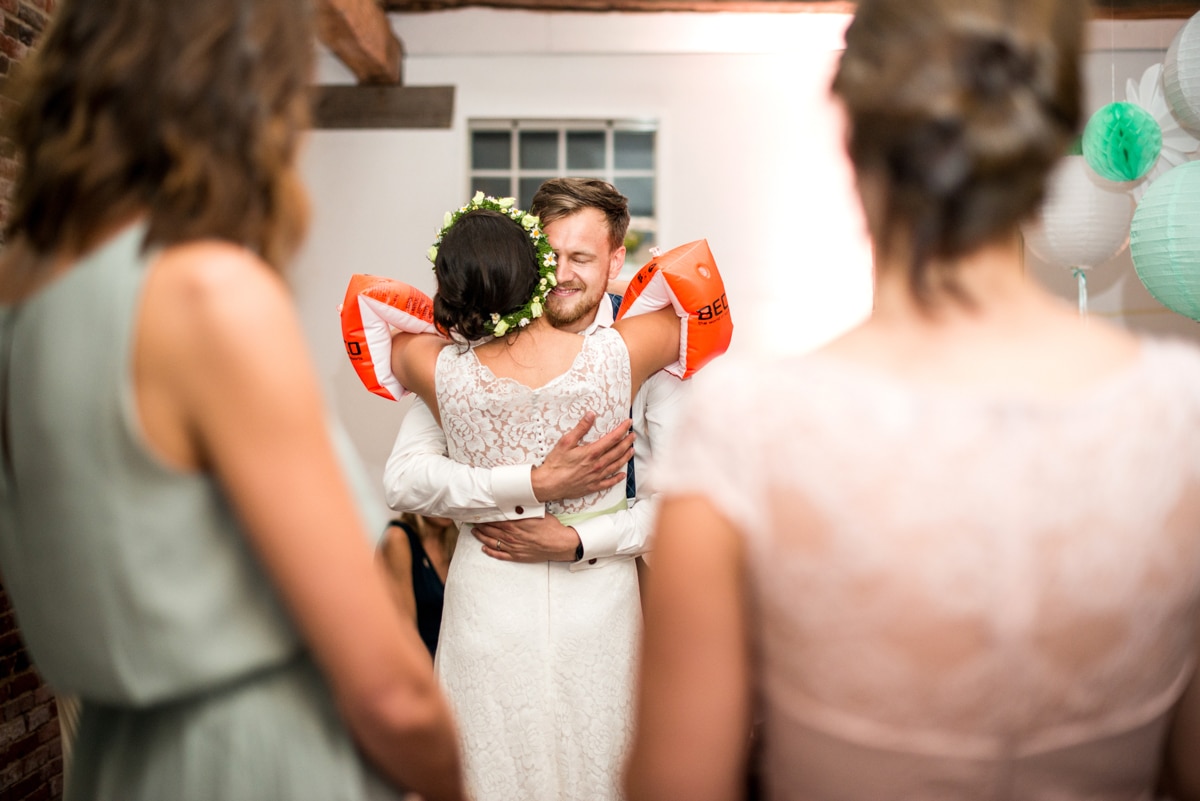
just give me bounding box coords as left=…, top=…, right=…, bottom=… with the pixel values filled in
left=495, top=539, right=503, bottom=550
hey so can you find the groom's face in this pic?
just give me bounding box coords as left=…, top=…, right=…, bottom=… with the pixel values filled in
left=543, top=208, right=626, bottom=334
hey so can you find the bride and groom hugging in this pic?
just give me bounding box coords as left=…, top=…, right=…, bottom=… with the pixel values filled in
left=343, top=177, right=731, bottom=800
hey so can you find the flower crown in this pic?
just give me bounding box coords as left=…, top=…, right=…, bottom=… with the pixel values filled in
left=427, top=191, right=558, bottom=337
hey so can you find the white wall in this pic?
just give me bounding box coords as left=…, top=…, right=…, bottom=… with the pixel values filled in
left=290, top=12, right=1198, bottom=515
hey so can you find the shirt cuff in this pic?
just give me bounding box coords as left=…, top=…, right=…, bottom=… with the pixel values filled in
left=491, top=464, right=544, bottom=519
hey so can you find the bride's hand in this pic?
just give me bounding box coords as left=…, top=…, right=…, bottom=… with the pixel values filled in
left=531, top=412, right=634, bottom=503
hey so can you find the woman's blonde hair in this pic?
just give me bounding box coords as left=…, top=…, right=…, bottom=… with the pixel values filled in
left=3, top=0, right=314, bottom=273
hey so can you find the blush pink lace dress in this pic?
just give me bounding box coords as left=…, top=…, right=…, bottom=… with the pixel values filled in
left=433, top=328, right=640, bottom=801
left=659, top=338, right=1200, bottom=801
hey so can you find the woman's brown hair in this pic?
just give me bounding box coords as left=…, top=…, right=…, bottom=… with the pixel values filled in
left=832, top=0, right=1086, bottom=305
left=2, top=0, right=314, bottom=274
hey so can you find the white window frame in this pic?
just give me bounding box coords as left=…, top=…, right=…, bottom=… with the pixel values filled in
left=468, top=118, right=658, bottom=266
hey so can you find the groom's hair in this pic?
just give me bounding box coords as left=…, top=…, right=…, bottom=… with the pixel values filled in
left=433, top=209, right=539, bottom=342
left=530, top=178, right=630, bottom=253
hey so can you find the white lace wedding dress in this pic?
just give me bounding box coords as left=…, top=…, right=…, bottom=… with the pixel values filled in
left=661, top=337, right=1200, bottom=800
left=433, top=327, right=640, bottom=801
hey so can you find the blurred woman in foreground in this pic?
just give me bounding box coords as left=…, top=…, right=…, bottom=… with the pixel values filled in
left=0, top=2, right=464, bottom=799
left=626, top=0, right=1200, bottom=798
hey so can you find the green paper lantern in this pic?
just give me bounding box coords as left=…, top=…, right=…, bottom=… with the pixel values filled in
left=1082, top=101, right=1163, bottom=183
left=1130, top=161, right=1200, bottom=322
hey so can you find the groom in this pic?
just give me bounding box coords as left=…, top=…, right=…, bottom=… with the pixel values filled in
left=383, top=177, right=689, bottom=573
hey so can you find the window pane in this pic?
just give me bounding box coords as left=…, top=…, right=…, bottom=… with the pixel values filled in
left=566, top=131, right=606, bottom=170
left=519, top=131, right=558, bottom=170
left=625, top=228, right=657, bottom=270
left=470, top=177, right=512, bottom=200
left=472, top=131, right=511, bottom=170
left=519, top=176, right=555, bottom=210
left=614, top=131, right=655, bottom=170
left=616, top=177, right=655, bottom=217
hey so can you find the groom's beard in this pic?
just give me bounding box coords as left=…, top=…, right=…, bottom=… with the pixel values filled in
left=545, top=279, right=606, bottom=329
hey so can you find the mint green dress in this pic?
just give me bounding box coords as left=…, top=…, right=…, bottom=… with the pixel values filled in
left=0, top=224, right=395, bottom=801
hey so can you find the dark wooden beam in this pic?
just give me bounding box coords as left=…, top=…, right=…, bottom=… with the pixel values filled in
left=382, top=0, right=1199, bottom=15
left=383, top=0, right=852, bottom=10
left=316, top=0, right=403, bottom=84
left=1094, top=0, right=1200, bottom=17
left=310, top=84, right=455, bottom=128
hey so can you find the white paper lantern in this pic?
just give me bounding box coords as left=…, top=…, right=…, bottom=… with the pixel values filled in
left=1163, top=12, right=1200, bottom=137
left=1125, top=63, right=1200, bottom=200
left=1022, top=155, right=1134, bottom=269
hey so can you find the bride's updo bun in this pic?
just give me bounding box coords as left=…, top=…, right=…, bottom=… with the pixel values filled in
left=433, top=209, right=539, bottom=341
left=832, top=0, right=1086, bottom=303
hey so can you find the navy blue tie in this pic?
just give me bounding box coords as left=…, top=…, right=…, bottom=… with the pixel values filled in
left=609, top=293, right=636, bottom=500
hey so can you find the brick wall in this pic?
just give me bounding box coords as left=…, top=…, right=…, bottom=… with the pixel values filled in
left=1, top=3, right=64, bottom=801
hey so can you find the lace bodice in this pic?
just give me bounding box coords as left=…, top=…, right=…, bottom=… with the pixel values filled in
left=659, top=338, right=1200, bottom=800
left=433, top=326, right=639, bottom=801
left=436, top=327, right=632, bottom=517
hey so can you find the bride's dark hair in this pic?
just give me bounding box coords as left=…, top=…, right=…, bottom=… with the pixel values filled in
left=433, top=209, right=540, bottom=341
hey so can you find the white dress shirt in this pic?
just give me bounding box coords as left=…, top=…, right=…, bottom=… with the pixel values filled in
left=382, top=298, right=689, bottom=570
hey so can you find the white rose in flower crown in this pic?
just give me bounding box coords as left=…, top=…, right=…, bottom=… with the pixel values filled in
left=493, top=320, right=509, bottom=336
left=530, top=302, right=542, bottom=318
left=472, top=190, right=485, bottom=203
left=521, top=215, right=538, bottom=230
left=427, top=246, right=438, bottom=263
left=498, top=197, right=516, bottom=209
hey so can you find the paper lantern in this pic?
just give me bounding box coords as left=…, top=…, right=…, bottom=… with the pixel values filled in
left=1124, top=62, right=1200, bottom=200
left=1163, top=12, right=1200, bottom=137
left=1022, top=156, right=1133, bottom=269
left=1082, top=102, right=1163, bottom=182
left=1130, top=161, right=1200, bottom=321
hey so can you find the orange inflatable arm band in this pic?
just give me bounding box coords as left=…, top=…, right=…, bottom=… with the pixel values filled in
left=616, top=239, right=733, bottom=378
left=340, top=274, right=437, bottom=401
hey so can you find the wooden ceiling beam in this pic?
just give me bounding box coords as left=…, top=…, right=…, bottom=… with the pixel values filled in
left=316, top=0, right=403, bottom=84
left=381, top=0, right=1199, bottom=16
left=381, top=0, right=850, bottom=10
left=310, top=84, right=455, bottom=128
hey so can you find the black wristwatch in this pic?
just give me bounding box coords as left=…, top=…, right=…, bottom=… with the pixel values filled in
left=574, top=541, right=584, bottom=562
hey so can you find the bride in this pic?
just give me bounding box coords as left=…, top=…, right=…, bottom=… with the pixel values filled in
left=389, top=195, right=681, bottom=801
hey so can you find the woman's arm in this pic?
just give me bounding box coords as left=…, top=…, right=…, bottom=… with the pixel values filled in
left=1161, top=645, right=1200, bottom=801
left=390, top=330, right=447, bottom=422
left=613, top=307, right=680, bottom=397
left=139, top=242, right=464, bottom=801
left=378, top=523, right=419, bottom=628
left=624, top=494, right=753, bottom=801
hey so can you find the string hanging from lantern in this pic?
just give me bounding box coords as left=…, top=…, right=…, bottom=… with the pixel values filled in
left=1072, top=268, right=1088, bottom=317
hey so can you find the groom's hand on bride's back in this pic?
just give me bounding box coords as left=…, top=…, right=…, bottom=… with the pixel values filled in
left=472, top=516, right=580, bottom=564
left=531, top=412, right=634, bottom=504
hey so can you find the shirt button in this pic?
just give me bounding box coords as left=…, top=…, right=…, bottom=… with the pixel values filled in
left=588, top=558, right=597, bottom=565
left=515, top=505, right=524, bottom=514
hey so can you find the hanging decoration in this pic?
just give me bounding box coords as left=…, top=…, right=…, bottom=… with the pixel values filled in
left=1082, top=101, right=1163, bottom=183
left=1124, top=63, right=1200, bottom=199
left=1022, top=155, right=1134, bottom=314
left=1163, top=11, right=1200, bottom=137
left=1130, top=160, right=1200, bottom=322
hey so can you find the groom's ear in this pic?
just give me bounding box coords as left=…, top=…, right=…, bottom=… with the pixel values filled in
left=607, top=245, right=626, bottom=281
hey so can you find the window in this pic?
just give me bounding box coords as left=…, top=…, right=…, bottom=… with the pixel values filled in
left=469, top=119, right=658, bottom=270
